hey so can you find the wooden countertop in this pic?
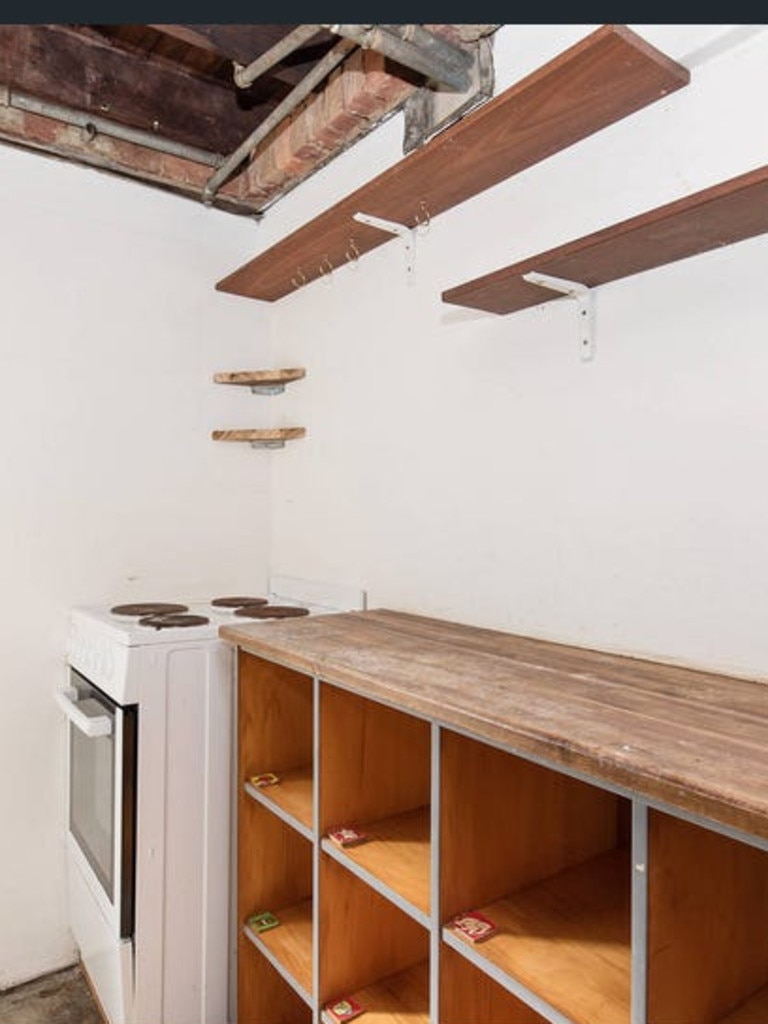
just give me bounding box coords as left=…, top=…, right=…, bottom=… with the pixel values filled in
left=220, top=609, right=768, bottom=843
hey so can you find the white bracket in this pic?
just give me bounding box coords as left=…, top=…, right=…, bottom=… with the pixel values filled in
left=523, top=271, right=595, bottom=361
left=353, top=211, right=415, bottom=284
left=248, top=384, right=285, bottom=396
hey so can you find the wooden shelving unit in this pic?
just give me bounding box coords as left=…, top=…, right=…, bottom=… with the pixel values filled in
left=442, top=163, right=768, bottom=314
left=216, top=25, right=688, bottom=302
left=227, top=608, right=768, bottom=1024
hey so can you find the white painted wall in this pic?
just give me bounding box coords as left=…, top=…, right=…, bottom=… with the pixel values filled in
left=4, top=21, right=768, bottom=993
left=263, top=24, right=768, bottom=681
left=0, top=147, right=273, bottom=986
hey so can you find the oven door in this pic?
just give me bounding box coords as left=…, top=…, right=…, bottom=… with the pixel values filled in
left=57, top=669, right=137, bottom=938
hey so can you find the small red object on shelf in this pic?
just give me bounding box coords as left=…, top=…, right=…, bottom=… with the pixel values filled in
left=250, top=772, right=280, bottom=788
left=327, top=825, right=370, bottom=848
left=449, top=909, right=498, bottom=943
left=324, top=995, right=364, bottom=1022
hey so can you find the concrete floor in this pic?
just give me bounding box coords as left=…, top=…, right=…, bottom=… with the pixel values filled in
left=0, top=964, right=104, bottom=1024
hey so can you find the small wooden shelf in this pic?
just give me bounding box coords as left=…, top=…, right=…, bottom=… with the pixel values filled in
left=211, top=427, right=306, bottom=446
left=216, top=25, right=688, bottom=302
left=244, top=897, right=314, bottom=1003
left=442, top=163, right=768, bottom=314
left=445, top=848, right=631, bottom=1024
left=245, top=766, right=313, bottom=836
left=322, top=805, right=431, bottom=920
left=321, top=961, right=430, bottom=1024
left=213, top=368, right=306, bottom=393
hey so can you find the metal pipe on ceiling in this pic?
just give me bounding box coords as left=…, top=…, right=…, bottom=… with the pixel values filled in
left=323, top=24, right=473, bottom=91
left=7, top=91, right=224, bottom=167
left=202, top=36, right=357, bottom=204
left=233, top=24, right=322, bottom=89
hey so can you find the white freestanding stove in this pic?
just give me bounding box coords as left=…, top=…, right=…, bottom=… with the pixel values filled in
left=59, top=576, right=366, bottom=1024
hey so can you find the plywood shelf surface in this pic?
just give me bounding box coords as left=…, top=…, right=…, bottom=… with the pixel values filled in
left=442, top=163, right=768, bottom=314
left=216, top=25, right=688, bottom=302
left=445, top=848, right=631, bottom=1024
left=323, top=805, right=431, bottom=919
left=245, top=897, right=314, bottom=1004
left=322, top=961, right=430, bottom=1024
left=245, top=765, right=314, bottom=835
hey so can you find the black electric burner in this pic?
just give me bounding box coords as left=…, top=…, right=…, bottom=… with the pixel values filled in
left=138, top=613, right=210, bottom=630
left=234, top=604, right=310, bottom=619
left=211, top=596, right=268, bottom=608
left=111, top=602, right=189, bottom=617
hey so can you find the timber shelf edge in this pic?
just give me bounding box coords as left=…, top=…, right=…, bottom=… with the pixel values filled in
left=213, top=368, right=306, bottom=393
left=442, top=163, right=768, bottom=314
left=211, top=427, right=306, bottom=447
left=216, top=24, right=688, bottom=303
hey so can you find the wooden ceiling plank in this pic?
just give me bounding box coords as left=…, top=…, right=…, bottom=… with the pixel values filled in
left=0, top=24, right=277, bottom=154
left=233, top=24, right=323, bottom=88
left=150, top=24, right=334, bottom=86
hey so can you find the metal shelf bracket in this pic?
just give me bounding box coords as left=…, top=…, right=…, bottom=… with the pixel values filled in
left=523, top=271, right=595, bottom=361
left=248, top=384, right=286, bottom=396
left=353, top=211, right=415, bottom=284
left=249, top=439, right=285, bottom=449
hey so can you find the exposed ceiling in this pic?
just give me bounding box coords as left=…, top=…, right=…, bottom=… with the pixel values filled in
left=0, top=24, right=498, bottom=217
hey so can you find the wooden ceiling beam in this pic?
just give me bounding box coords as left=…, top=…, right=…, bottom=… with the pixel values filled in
left=150, top=24, right=335, bottom=87
left=0, top=24, right=282, bottom=154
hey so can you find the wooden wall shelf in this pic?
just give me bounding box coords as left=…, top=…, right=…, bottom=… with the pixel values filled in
left=442, top=163, right=768, bottom=314
left=211, top=427, right=306, bottom=448
left=213, top=368, right=306, bottom=394
left=216, top=25, right=688, bottom=303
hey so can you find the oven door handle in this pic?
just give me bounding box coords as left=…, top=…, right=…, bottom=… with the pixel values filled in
left=56, top=687, right=113, bottom=738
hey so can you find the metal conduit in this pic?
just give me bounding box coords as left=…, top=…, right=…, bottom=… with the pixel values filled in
left=6, top=91, right=224, bottom=167
left=233, top=24, right=322, bottom=89
left=203, top=36, right=357, bottom=203
left=323, top=24, right=472, bottom=91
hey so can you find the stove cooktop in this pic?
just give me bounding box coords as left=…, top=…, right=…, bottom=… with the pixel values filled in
left=107, top=595, right=314, bottom=631
left=71, top=577, right=366, bottom=651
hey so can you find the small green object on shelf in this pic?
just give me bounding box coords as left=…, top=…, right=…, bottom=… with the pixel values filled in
left=246, top=910, right=280, bottom=933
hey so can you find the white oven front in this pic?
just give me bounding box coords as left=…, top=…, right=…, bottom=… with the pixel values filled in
left=58, top=668, right=138, bottom=936
left=57, top=668, right=138, bottom=1023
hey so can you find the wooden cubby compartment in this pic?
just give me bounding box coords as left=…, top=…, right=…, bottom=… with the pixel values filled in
left=647, top=810, right=768, bottom=1024
left=319, top=684, right=432, bottom=919
left=319, top=852, right=430, bottom=1022
left=440, top=729, right=632, bottom=1024
left=239, top=936, right=312, bottom=1024
left=440, top=943, right=549, bottom=1024
left=239, top=653, right=314, bottom=833
left=239, top=799, right=313, bottom=1010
